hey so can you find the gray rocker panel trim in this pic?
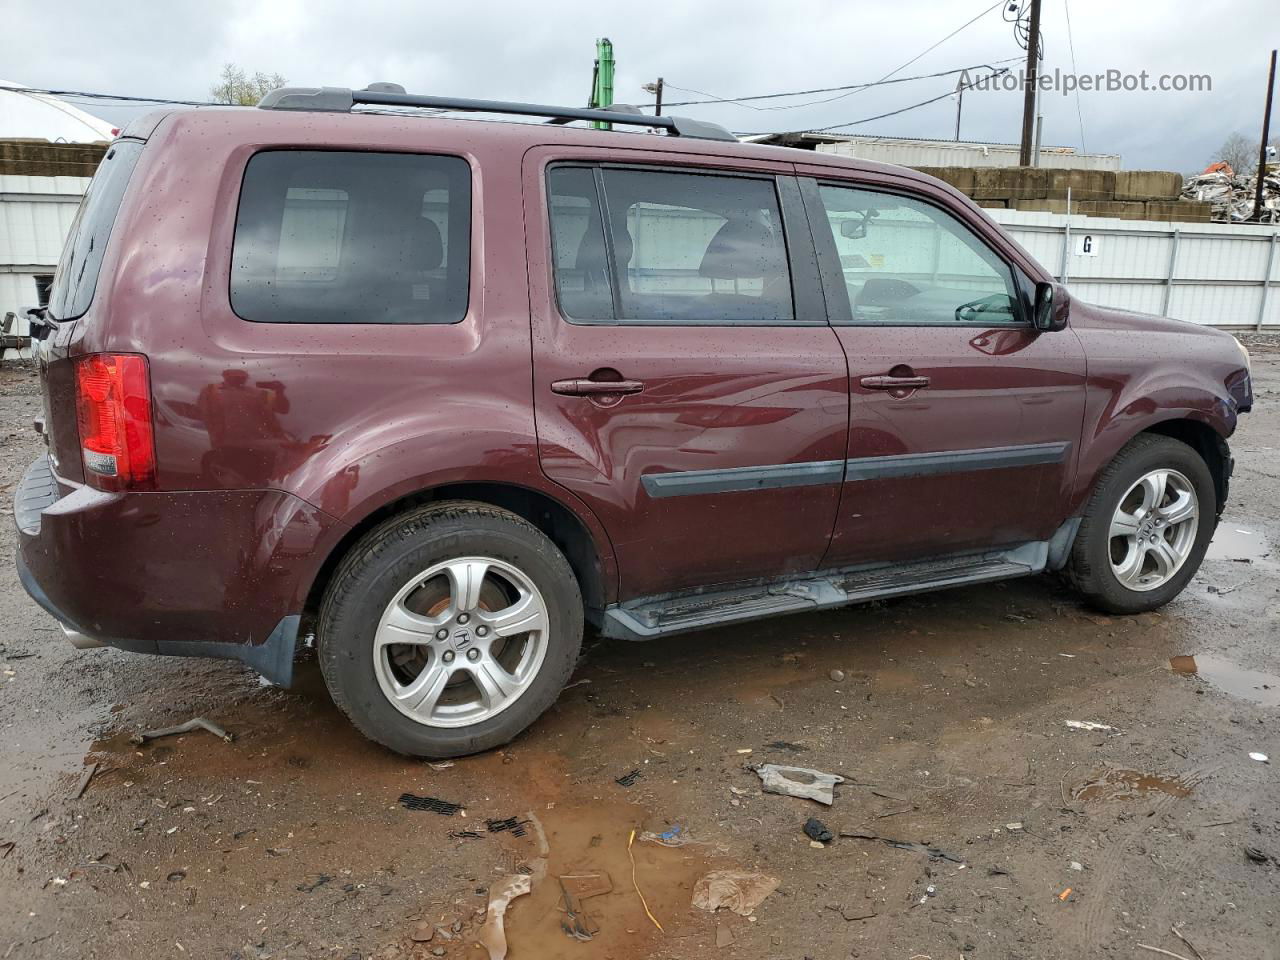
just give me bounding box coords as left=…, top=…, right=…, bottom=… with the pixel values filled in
left=641, top=459, right=845, bottom=498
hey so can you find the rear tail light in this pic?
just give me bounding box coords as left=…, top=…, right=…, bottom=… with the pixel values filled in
left=73, top=354, right=156, bottom=491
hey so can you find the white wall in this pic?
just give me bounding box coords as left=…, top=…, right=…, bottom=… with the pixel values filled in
left=0, top=174, right=88, bottom=359
left=988, top=209, right=1280, bottom=329
left=815, top=139, right=1121, bottom=171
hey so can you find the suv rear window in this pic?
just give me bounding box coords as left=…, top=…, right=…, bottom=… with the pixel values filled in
left=231, top=150, right=471, bottom=324
left=48, top=140, right=145, bottom=321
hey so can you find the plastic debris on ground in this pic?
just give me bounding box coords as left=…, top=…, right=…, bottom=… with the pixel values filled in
left=486, top=817, right=529, bottom=837
left=558, top=872, right=612, bottom=941
left=398, top=794, right=463, bottom=816
left=691, top=869, right=781, bottom=916
left=839, top=831, right=965, bottom=863
left=1249, top=752, right=1269, bottom=763
left=803, top=817, right=833, bottom=843
left=753, top=763, right=845, bottom=805
left=615, top=769, right=643, bottom=787
left=130, top=717, right=233, bottom=744
left=479, top=811, right=548, bottom=960
left=1182, top=162, right=1280, bottom=222
left=1064, top=720, right=1115, bottom=732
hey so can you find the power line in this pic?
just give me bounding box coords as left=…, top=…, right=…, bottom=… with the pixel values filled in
left=1062, top=0, right=1087, bottom=153
left=735, top=65, right=1011, bottom=136
left=659, top=59, right=1021, bottom=111
left=3, top=85, right=219, bottom=107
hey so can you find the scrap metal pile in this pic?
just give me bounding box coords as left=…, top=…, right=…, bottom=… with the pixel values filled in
left=1182, top=161, right=1280, bottom=222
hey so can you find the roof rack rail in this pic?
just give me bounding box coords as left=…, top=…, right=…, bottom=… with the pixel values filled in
left=256, top=85, right=738, bottom=143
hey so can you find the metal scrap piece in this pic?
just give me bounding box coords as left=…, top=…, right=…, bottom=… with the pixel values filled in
left=130, top=717, right=232, bottom=744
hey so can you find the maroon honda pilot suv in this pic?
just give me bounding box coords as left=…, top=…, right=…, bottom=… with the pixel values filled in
left=15, top=85, right=1253, bottom=757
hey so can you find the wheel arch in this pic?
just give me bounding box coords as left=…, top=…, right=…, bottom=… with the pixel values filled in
left=1141, top=417, right=1230, bottom=515
left=303, top=481, right=616, bottom=632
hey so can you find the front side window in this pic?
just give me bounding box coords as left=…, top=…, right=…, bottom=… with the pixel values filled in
left=816, top=184, right=1020, bottom=325
left=231, top=151, right=471, bottom=324
left=548, top=166, right=794, bottom=324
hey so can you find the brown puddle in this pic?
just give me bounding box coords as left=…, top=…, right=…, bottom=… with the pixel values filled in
left=500, top=800, right=719, bottom=960
left=1205, top=526, right=1271, bottom=563
left=1169, top=655, right=1280, bottom=707
left=1072, top=768, right=1192, bottom=802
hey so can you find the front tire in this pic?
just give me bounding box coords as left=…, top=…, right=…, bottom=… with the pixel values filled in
left=317, top=502, right=583, bottom=757
left=1068, top=434, right=1216, bottom=614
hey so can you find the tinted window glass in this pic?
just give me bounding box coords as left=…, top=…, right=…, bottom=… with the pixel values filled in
left=547, top=166, right=794, bottom=324
left=817, top=185, right=1019, bottom=325
left=548, top=167, right=614, bottom=320
left=48, top=140, right=145, bottom=320
left=231, top=151, right=470, bottom=324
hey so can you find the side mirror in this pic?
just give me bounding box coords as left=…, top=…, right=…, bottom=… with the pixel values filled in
left=1033, top=281, right=1067, bottom=331
left=839, top=219, right=867, bottom=240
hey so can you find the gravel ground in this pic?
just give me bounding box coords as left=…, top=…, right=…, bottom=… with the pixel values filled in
left=1, top=342, right=1278, bottom=960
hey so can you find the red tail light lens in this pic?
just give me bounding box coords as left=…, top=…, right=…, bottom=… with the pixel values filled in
left=73, top=354, right=156, bottom=491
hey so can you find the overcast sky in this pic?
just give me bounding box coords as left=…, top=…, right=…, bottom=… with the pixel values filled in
left=5, top=0, right=1274, bottom=172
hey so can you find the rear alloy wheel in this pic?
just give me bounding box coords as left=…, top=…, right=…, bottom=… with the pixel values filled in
left=1068, top=434, right=1216, bottom=614
left=319, top=503, right=582, bottom=757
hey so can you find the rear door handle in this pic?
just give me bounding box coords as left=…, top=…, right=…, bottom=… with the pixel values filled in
left=551, top=378, right=644, bottom=397
left=860, top=375, right=931, bottom=390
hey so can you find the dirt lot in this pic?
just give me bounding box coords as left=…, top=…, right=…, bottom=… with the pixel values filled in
left=2, top=341, right=1278, bottom=960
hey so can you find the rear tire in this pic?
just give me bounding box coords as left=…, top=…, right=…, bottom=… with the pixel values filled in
left=317, top=501, right=583, bottom=758
left=1067, top=434, right=1216, bottom=614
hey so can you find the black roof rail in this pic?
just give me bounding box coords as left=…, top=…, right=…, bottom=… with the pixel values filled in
left=256, top=85, right=738, bottom=143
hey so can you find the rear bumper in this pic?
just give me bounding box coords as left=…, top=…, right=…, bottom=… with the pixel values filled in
left=14, top=455, right=340, bottom=685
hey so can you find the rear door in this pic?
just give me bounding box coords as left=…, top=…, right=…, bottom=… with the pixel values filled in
left=523, top=147, right=849, bottom=600
left=798, top=169, right=1087, bottom=567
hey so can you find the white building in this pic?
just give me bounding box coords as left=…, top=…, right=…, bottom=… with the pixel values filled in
left=1, top=81, right=112, bottom=360
left=745, top=132, right=1120, bottom=171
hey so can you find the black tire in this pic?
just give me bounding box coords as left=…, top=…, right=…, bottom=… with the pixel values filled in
left=317, top=501, right=583, bottom=757
left=1067, top=434, right=1216, bottom=614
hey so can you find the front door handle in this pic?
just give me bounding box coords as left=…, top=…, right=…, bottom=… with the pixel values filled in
left=551, top=378, right=644, bottom=397
left=860, top=375, right=931, bottom=390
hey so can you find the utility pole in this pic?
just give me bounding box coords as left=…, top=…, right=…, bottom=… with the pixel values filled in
left=1254, top=48, right=1277, bottom=221
left=591, top=38, right=615, bottom=130
left=954, top=72, right=965, bottom=141
left=643, top=77, right=665, bottom=116
left=1018, top=0, right=1042, bottom=166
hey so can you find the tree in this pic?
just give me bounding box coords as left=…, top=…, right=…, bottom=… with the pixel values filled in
left=211, top=64, right=287, bottom=106
left=1212, top=132, right=1256, bottom=176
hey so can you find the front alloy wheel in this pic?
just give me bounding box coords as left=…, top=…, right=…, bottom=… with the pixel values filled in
left=1107, top=469, right=1199, bottom=591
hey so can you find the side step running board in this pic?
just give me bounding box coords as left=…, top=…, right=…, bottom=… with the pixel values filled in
left=602, top=540, right=1052, bottom=641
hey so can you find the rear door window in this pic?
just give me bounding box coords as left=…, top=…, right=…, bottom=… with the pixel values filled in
left=548, top=166, right=794, bottom=324
left=48, top=140, right=145, bottom=321
left=231, top=150, right=471, bottom=324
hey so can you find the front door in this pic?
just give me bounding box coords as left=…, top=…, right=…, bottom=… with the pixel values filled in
left=799, top=173, right=1087, bottom=567
left=524, top=149, right=849, bottom=600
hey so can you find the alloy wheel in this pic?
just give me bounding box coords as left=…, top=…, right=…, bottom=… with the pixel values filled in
left=1108, top=468, right=1199, bottom=592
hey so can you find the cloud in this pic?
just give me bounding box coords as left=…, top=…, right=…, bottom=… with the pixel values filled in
left=5, top=0, right=1273, bottom=171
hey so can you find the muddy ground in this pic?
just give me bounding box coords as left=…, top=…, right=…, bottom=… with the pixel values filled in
left=2, top=341, right=1278, bottom=960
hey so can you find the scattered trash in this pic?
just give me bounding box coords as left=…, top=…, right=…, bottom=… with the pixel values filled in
left=715, top=924, right=735, bottom=948
left=69, top=762, right=97, bottom=800
left=296, top=875, right=332, bottom=893
left=1244, top=845, right=1272, bottom=864
left=426, top=761, right=454, bottom=771
left=131, top=717, right=233, bottom=745
left=765, top=740, right=807, bottom=752
left=735, top=748, right=753, bottom=755
left=449, top=829, right=484, bottom=840
left=478, top=873, right=533, bottom=959
left=615, top=769, right=643, bottom=787
left=803, top=818, right=833, bottom=843
left=1249, top=752, right=1269, bottom=763
left=626, top=828, right=665, bottom=932
left=1064, top=720, right=1114, bottom=732
left=1070, top=861, right=1084, bottom=871
left=559, top=872, right=612, bottom=941
left=399, top=794, right=463, bottom=816
left=1136, top=943, right=1198, bottom=960
left=166, top=869, right=186, bottom=882
left=692, top=869, right=780, bottom=916
left=918, top=883, right=937, bottom=904
left=1005, top=822, right=1024, bottom=832
left=1058, top=887, right=1073, bottom=901
left=829, top=669, right=846, bottom=682
left=485, top=817, right=529, bottom=838
left=838, top=831, right=964, bottom=864
left=753, top=763, right=845, bottom=805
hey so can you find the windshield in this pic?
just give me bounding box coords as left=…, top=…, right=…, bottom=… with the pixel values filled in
left=47, top=139, right=145, bottom=321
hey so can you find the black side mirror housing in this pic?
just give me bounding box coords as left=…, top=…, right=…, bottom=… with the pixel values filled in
left=1033, top=281, right=1068, bottom=332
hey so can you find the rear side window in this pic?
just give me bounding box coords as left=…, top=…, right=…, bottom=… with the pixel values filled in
left=231, top=151, right=471, bottom=324
left=48, top=140, right=145, bottom=320
left=548, top=165, right=794, bottom=324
